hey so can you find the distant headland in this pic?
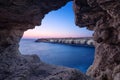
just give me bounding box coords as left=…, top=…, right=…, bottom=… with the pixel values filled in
left=35, top=37, right=94, bottom=47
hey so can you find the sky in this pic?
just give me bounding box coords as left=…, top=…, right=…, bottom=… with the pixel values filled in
left=23, top=2, right=94, bottom=39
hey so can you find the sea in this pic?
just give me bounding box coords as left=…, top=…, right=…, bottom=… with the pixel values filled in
left=19, top=39, right=95, bottom=73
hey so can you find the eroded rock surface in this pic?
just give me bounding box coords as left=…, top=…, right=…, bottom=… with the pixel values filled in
left=74, top=0, right=120, bottom=80
left=1, top=0, right=120, bottom=80
left=0, top=0, right=72, bottom=29
left=0, top=0, right=93, bottom=80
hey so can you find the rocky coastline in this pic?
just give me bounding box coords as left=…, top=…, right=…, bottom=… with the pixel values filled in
left=35, top=38, right=94, bottom=47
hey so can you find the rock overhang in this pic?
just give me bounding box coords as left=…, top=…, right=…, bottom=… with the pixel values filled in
left=0, top=0, right=72, bottom=30
left=0, top=0, right=120, bottom=80
left=74, top=0, right=120, bottom=44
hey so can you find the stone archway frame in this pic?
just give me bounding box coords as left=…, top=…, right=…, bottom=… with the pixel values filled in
left=0, top=0, right=119, bottom=80
left=0, top=0, right=93, bottom=80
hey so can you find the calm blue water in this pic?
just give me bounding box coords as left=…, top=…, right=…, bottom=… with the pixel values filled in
left=19, top=39, right=95, bottom=73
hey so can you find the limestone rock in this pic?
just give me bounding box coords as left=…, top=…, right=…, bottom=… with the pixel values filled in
left=1, top=0, right=120, bottom=80
left=0, top=0, right=93, bottom=80
left=0, top=0, right=71, bottom=30
left=35, top=38, right=94, bottom=46
left=74, top=0, right=120, bottom=80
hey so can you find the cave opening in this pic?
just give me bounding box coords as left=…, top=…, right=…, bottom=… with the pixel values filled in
left=19, top=2, right=95, bottom=73
left=1, top=0, right=120, bottom=80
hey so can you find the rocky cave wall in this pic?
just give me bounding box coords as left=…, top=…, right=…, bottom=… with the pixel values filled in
left=0, top=0, right=92, bottom=80
left=74, top=0, right=120, bottom=80
left=0, top=0, right=120, bottom=80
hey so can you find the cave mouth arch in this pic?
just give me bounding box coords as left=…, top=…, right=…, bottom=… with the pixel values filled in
left=1, top=0, right=119, bottom=80
left=0, top=0, right=96, bottom=79
left=20, top=1, right=95, bottom=73
left=23, top=2, right=94, bottom=39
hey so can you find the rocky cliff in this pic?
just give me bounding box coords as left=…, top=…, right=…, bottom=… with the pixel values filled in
left=0, top=0, right=93, bottom=80
left=74, top=0, right=120, bottom=80
left=35, top=38, right=94, bottom=46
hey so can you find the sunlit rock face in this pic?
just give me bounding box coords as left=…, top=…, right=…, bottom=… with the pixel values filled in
left=74, top=0, right=120, bottom=80
left=36, top=38, right=94, bottom=46
left=0, top=0, right=93, bottom=80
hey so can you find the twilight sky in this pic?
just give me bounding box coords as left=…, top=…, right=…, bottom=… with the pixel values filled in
left=23, top=2, right=94, bottom=39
